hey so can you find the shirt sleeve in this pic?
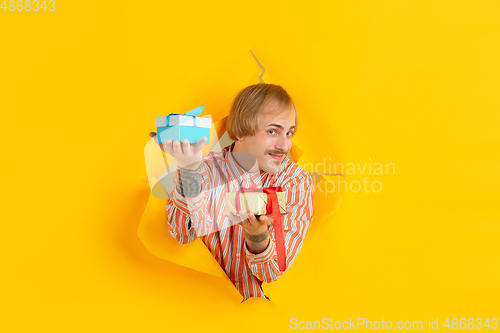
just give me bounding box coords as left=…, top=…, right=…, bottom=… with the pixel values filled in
left=244, top=172, right=314, bottom=282
left=165, top=160, right=215, bottom=244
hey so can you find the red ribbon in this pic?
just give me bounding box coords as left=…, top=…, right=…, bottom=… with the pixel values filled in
left=235, top=184, right=287, bottom=272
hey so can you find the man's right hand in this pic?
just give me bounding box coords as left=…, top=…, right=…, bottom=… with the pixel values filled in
left=149, top=132, right=207, bottom=170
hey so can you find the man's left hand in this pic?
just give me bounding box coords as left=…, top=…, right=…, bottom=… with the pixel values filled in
left=223, top=207, right=294, bottom=235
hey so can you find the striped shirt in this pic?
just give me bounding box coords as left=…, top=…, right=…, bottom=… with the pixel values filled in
left=166, top=142, right=313, bottom=301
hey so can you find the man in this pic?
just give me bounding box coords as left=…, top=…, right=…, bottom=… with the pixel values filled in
left=149, top=83, right=313, bottom=301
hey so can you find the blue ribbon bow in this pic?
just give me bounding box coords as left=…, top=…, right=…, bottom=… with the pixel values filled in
left=166, top=105, right=204, bottom=127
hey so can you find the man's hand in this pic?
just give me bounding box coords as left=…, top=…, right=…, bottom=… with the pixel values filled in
left=223, top=207, right=294, bottom=235
left=223, top=207, right=293, bottom=254
left=149, top=132, right=207, bottom=170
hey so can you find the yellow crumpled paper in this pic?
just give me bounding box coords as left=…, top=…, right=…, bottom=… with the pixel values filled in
left=138, top=115, right=343, bottom=279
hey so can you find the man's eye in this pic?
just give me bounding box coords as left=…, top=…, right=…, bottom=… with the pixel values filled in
left=287, top=131, right=294, bottom=136
left=268, top=130, right=276, bottom=135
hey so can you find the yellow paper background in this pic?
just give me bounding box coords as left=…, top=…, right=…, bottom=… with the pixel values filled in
left=1, top=0, right=499, bottom=331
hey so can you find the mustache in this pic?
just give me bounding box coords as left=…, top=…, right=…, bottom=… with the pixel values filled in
left=266, top=150, right=288, bottom=155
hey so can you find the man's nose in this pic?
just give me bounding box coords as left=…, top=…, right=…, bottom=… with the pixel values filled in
left=275, top=133, right=289, bottom=152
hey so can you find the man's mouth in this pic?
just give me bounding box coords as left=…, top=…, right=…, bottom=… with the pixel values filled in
left=268, top=153, right=285, bottom=160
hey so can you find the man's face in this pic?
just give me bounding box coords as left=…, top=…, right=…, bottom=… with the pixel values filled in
left=239, top=105, right=296, bottom=174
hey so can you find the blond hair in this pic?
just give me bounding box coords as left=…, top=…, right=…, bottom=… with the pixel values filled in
left=227, top=83, right=297, bottom=141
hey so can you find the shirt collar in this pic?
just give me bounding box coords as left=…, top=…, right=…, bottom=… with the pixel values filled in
left=224, top=142, right=269, bottom=187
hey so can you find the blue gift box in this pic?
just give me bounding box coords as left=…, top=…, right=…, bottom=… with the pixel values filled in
left=156, top=105, right=211, bottom=145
